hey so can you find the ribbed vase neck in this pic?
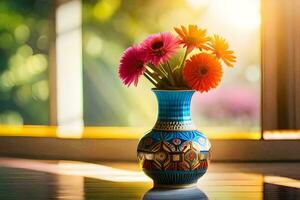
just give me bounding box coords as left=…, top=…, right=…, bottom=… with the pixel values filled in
left=152, top=90, right=196, bottom=131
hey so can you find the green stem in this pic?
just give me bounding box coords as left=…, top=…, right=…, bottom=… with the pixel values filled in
left=145, top=68, right=161, bottom=81
left=160, top=64, right=168, bottom=75
left=166, top=61, right=176, bottom=86
left=146, top=68, right=171, bottom=87
left=158, top=66, right=168, bottom=77
left=143, top=72, right=157, bottom=87
left=147, top=64, right=168, bottom=78
left=179, top=48, right=188, bottom=70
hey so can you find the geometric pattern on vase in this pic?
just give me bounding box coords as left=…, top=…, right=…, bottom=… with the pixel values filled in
left=153, top=120, right=196, bottom=131
left=137, top=89, right=211, bottom=187
left=138, top=138, right=210, bottom=171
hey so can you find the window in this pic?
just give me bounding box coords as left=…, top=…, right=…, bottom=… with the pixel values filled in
left=82, top=0, right=261, bottom=139
left=0, top=0, right=299, bottom=141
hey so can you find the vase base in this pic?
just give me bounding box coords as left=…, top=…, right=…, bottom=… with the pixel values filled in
left=153, top=183, right=197, bottom=189
left=143, top=169, right=207, bottom=187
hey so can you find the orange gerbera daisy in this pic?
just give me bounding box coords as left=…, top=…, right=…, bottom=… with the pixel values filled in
left=183, top=53, right=222, bottom=92
left=174, top=25, right=210, bottom=53
left=208, top=35, right=236, bottom=67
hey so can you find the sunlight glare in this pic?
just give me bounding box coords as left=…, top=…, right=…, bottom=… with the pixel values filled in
left=264, top=176, right=300, bottom=189
left=210, top=0, right=260, bottom=31
left=186, top=0, right=210, bottom=9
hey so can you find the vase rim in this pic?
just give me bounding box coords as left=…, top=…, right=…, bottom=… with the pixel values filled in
left=151, top=88, right=195, bottom=92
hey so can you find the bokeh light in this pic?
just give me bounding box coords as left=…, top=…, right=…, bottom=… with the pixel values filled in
left=92, top=0, right=121, bottom=22
left=0, top=0, right=49, bottom=125
left=14, top=25, right=30, bottom=44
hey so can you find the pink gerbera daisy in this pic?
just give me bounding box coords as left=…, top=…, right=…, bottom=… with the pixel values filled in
left=119, top=46, right=147, bottom=87
left=141, top=32, right=179, bottom=65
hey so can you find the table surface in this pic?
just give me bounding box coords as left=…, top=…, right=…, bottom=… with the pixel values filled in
left=0, top=157, right=299, bottom=200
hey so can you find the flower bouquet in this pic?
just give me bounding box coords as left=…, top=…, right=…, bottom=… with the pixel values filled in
left=118, top=25, right=236, bottom=188
left=119, top=25, right=236, bottom=91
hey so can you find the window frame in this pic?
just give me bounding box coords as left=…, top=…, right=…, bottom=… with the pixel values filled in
left=262, top=0, right=300, bottom=131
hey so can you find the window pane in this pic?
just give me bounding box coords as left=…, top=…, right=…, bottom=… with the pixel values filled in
left=0, top=0, right=50, bottom=125
left=82, top=0, right=261, bottom=138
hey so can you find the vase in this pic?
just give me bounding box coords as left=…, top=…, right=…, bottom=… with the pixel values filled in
left=137, top=89, right=211, bottom=188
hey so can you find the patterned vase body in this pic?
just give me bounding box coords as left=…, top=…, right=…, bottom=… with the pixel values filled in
left=137, top=90, right=211, bottom=188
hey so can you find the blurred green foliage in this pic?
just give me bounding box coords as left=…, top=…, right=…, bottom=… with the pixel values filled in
left=0, top=0, right=50, bottom=125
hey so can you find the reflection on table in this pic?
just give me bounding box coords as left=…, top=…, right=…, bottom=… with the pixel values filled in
left=143, top=187, right=208, bottom=200
left=0, top=157, right=299, bottom=200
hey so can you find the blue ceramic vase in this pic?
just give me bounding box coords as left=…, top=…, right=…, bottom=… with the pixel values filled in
left=137, top=89, right=211, bottom=188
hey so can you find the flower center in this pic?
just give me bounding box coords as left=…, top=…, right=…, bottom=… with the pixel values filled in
left=138, top=61, right=144, bottom=68
left=187, top=37, right=198, bottom=44
left=200, top=68, right=208, bottom=76
left=151, top=41, right=164, bottom=50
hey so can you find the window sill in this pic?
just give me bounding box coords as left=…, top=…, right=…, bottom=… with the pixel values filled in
left=0, top=126, right=300, bottom=161
left=0, top=125, right=260, bottom=139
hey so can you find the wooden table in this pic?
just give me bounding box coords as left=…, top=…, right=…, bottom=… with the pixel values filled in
left=0, top=157, right=299, bottom=199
